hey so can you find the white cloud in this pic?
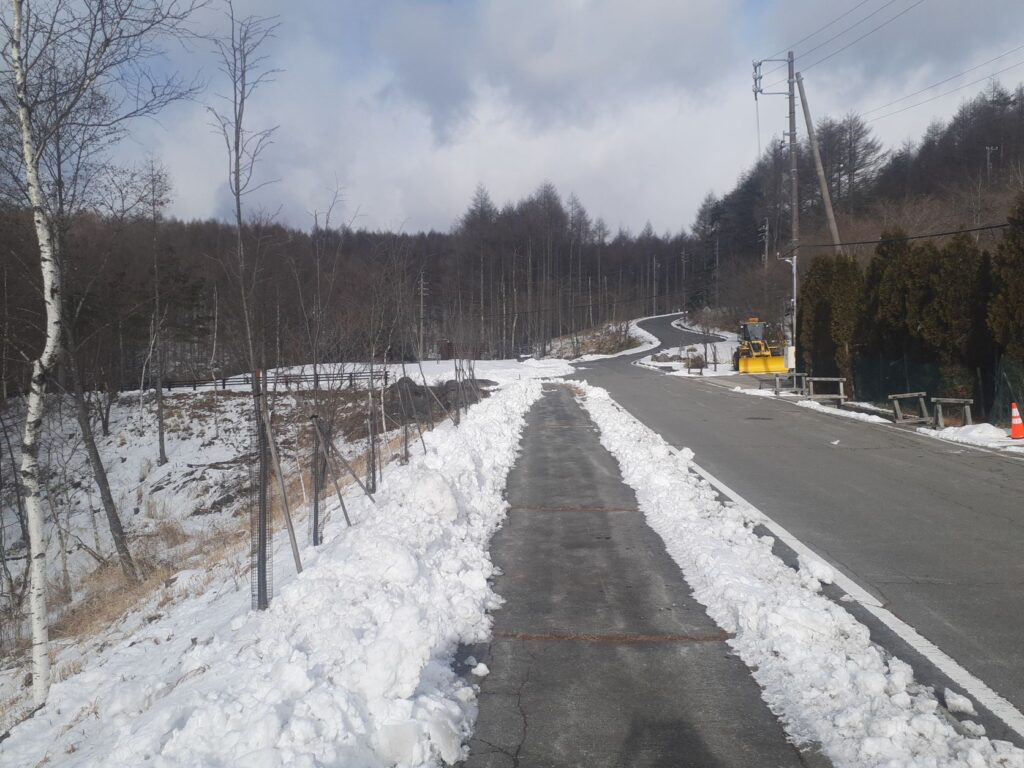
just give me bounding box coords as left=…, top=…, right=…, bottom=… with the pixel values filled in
left=127, top=0, right=1024, bottom=234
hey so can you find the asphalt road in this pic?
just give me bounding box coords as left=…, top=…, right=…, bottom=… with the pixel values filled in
left=573, top=313, right=1024, bottom=739
left=462, top=385, right=818, bottom=767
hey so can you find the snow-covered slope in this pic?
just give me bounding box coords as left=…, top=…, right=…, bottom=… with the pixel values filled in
left=0, top=379, right=544, bottom=766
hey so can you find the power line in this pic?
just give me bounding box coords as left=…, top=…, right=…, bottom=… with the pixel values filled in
left=861, top=42, right=1024, bottom=117
left=793, top=0, right=901, bottom=66
left=472, top=290, right=686, bottom=321
left=763, top=0, right=875, bottom=62
left=867, top=57, right=1024, bottom=122
left=764, top=0, right=925, bottom=88
left=762, top=0, right=900, bottom=80
left=801, top=222, right=1008, bottom=249
left=802, top=0, right=926, bottom=73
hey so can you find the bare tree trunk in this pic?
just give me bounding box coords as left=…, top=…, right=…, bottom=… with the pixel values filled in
left=65, top=334, right=139, bottom=583
left=152, top=185, right=168, bottom=466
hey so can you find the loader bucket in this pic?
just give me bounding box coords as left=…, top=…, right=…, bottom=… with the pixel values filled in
left=739, top=355, right=789, bottom=374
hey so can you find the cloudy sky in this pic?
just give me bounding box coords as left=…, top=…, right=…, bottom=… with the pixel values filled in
left=135, top=0, right=1024, bottom=235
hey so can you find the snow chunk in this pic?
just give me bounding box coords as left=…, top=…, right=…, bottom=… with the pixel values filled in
left=945, top=688, right=978, bottom=716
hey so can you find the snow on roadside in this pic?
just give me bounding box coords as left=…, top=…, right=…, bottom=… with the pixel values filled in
left=277, top=358, right=574, bottom=387
left=0, top=379, right=545, bottom=767
left=730, top=387, right=891, bottom=424
left=577, top=382, right=1024, bottom=767
left=917, top=424, right=1024, bottom=454
left=633, top=318, right=741, bottom=377
left=572, top=312, right=676, bottom=362
left=796, top=399, right=890, bottom=424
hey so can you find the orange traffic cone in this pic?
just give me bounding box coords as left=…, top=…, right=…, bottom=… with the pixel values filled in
left=1012, top=402, right=1024, bottom=440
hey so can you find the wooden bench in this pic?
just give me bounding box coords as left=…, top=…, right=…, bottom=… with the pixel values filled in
left=807, top=376, right=846, bottom=403
left=888, top=392, right=929, bottom=424
left=931, top=397, right=973, bottom=428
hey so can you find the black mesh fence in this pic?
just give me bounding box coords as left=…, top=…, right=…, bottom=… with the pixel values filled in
left=310, top=422, right=326, bottom=546
left=853, top=356, right=943, bottom=407
left=249, top=396, right=271, bottom=610
left=992, top=356, right=1024, bottom=425
left=855, top=354, right=1024, bottom=426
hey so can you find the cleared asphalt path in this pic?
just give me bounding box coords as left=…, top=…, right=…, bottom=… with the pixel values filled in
left=461, top=384, right=818, bottom=767
left=573, top=313, right=1024, bottom=738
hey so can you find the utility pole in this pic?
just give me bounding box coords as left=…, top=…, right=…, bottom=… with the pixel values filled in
left=986, top=145, right=999, bottom=186
left=787, top=51, right=799, bottom=350
left=797, top=73, right=842, bottom=255
left=759, top=218, right=769, bottom=268
left=418, top=270, right=427, bottom=360
left=652, top=257, right=658, bottom=315
left=680, top=247, right=687, bottom=312
left=752, top=52, right=800, bottom=356
left=713, top=229, right=720, bottom=307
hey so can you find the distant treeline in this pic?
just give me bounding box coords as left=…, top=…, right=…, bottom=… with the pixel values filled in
left=0, top=183, right=715, bottom=397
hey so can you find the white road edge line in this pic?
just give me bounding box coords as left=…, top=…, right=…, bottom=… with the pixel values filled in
left=684, top=376, right=1024, bottom=464
left=675, top=449, right=1024, bottom=741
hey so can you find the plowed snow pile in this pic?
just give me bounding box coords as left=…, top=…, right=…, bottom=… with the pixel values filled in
left=1, top=380, right=544, bottom=767
left=578, top=382, right=1024, bottom=768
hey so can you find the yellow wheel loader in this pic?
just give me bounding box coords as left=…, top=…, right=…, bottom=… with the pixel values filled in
left=733, top=318, right=789, bottom=374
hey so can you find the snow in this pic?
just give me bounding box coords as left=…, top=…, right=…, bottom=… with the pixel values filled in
left=796, top=399, right=890, bottom=424
left=571, top=312, right=676, bottom=362
left=729, top=387, right=891, bottom=423
left=280, top=358, right=575, bottom=387
left=731, top=385, right=791, bottom=398
left=946, top=689, right=979, bottom=717
left=633, top=317, right=741, bottom=377
left=576, top=382, right=1024, bottom=767
left=0, top=379, right=546, bottom=767
left=917, top=424, right=1024, bottom=454
left=668, top=318, right=742, bottom=377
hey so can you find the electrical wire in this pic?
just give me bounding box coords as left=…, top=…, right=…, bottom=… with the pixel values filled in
left=801, top=0, right=926, bottom=73
left=866, top=57, right=1024, bottom=122
left=763, top=0, right=925, bottom=88
left=763, top=0, right=875, bottom=62
left=860, top=42, right=1024, bottom=116
left=761, top=0, right=899, bottom=79
left=755, top=97, right=762, bottom=158
left=472, top=290, right=686, bottom=321
left=800, top=222, right=1009, bottom=249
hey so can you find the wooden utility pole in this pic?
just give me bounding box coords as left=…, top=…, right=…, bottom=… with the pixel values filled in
left=797, top=73, right=842, bottom=254
left=418, top=270, right=426, bottom=360
left=787, top=51, right=799, bottom=348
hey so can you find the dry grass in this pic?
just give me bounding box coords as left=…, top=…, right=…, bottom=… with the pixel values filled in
left=51, top=562, right=173, bottom=643
left=0, top=386, right=477, bottom=738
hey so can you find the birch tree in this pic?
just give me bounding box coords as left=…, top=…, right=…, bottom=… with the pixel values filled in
left=0, top=0, right=201, bottom=707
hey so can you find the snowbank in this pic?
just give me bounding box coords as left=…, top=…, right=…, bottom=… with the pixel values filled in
left=572, top=312, right=676, bottom=362
left=1, top=380, right=545, bottom=767
left=796, top=399, right=890, bottom=424
left=578, top=383, right=1024, bottom=767
left=731, top=387, right=891, bottom=424
left=917, top=423, right=1024, bottom=454
left=629, top=318, right=741, bottom=377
